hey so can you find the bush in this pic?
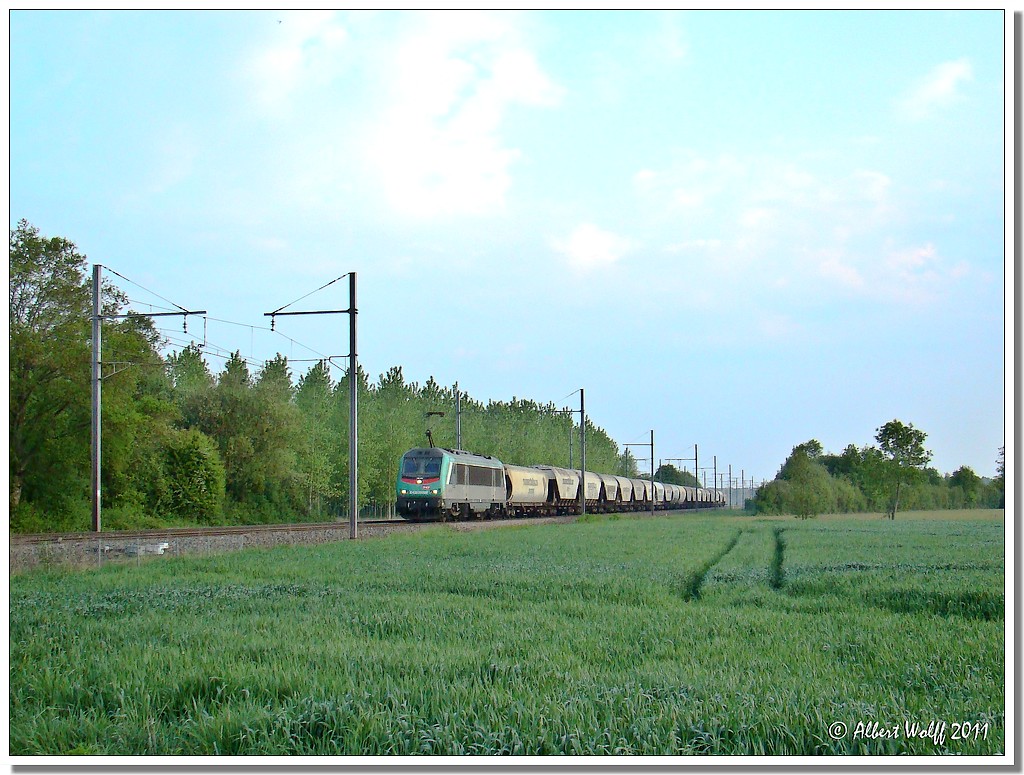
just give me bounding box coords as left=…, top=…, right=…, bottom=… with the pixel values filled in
left=752, top=480, right=789, bottom=515
left=10, top=501, right=52, bottom=534
left=101, top=506, right=167, bottom=531
left=10, top=496, right=91, bottom=534
left=832, top=476, right=867, bottom=513
left=159, top=429, right=225, bottom=524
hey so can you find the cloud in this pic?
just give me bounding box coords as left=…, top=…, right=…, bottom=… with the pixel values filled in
left=897, top=58, right=973, bottom=120
left=649, top=12, right=687, bottom=62
left=757, top=313, right=802, bottom=342
left=551, top=223, right=633, bottom=272
left=633, top=168, right=657, bottom=186
left=738, top=207, right=777, bottom=230
left=887, top=242, right=936, bottom=273
left=817, top=242, right=967, bottom=305
left=875, top=242, right=963, bottom=304
left=642, top=154, right=895, bottom=229
left=818, top=254, right=865, bottom=291
left=637, top=152, right=897, bottom=242
left=882, top=243, right=943, bottom=301
left=144, top=124, right=199, bottom=195
left=667, top=238, right=722, bottom=253
left=851, top=170, right=891, bottom=203
left=633, top=148, right=975, bottom=306
left=238, top=11, right=563, bottom=221
left=245, top=11, right=349, bottom=119
left=365, top=12, right=564, bottom=218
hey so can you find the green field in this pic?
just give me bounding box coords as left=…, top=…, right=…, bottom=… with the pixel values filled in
left=9, top=510, right=1005, bottom=756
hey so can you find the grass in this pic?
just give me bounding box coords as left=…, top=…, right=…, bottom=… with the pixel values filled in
left=9, top=510, right=1004, bottom=756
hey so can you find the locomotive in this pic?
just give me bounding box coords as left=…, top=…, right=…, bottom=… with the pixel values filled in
left=396, top=446, right=726, bottom=521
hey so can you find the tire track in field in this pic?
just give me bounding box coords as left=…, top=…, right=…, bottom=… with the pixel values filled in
left=769, top=527, right=786, bottom=590
left=679, top=529, right=743, bottom=602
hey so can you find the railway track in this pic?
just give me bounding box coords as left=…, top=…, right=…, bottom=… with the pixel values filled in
left=8, top=514, right=576, bottom=573
left=8, top=519, right=409, bottom=546
left=9, top=518, right=422, bottom=573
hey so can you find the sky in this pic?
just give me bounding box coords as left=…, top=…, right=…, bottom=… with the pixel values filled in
left=9, top=9, right=1010, bottom=483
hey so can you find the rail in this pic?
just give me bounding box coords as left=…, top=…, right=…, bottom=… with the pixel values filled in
left=9, top=519, right=409, bottom=546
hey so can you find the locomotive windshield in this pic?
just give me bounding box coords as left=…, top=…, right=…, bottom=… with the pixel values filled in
left=402, top=456, right=442, bottom=478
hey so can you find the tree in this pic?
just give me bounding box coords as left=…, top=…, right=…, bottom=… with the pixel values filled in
left=255, top=353, right=294, bottom=404
left=99, top=314, right=177, bottom=520
left=753, top=442, right=835, bottom=518
left=792, top=439, right=823, bottom=460
left=8, top=220, right=148, bottom=527
left=752, top=479, right=790, bottom=515
left=362, top=365, right=423, bottom=505
left=251, top=354, right=303, bottom=512
left=654, top=463, right=699, bottom=487
left=948, top=466, right=982, bottom=507
left=753, top=439, right=873, bottom=518
left=618, top=448, right=640, bottom=478
left=781, top=447, right=833, bottom=519
left=328, top=363, right=373, bottom=512
left=295, top=360, right=340, bottom=516
left=834, top=444, right=890, bottom=511
left=10, top=221, right=92, bottom=515
left=158, top=428, right=226, bottom=523
left=167, top=343, right=217, bottom=435
left=199, top=351, right=304, bottom=518
left=994, top=447, right=1005, bottom=508
left=167, top=343, right=214, bottom=395
left=875, top=419, right=931, bottom=519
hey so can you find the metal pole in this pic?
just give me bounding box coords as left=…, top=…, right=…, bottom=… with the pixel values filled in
left=568, top=409, right=573, bottom=469
left=265, top=273, right=355, bottom=534
left=650, top=429, right=655, bottom=517
left=713, top=456, right=717, bottom=501
left=729, top=464, right=733, bottom=509
left=579, top=388, right=586, bottom=517
left=349, top=272, right=358, bottom=540
left=455, top=382, right=462, bottom=450
left=91, top=265, right=102, bottom=533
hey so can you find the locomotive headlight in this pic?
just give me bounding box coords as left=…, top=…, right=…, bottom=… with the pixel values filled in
left=401, top=489, right=408, bottom=494
left=431, top=489, right=439, bottom=495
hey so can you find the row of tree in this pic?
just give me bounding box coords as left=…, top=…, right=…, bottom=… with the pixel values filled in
left=10, top=220, right=1003, bottom=531
left=752, top=429, right=1004, bottom=519
left=10, top=221, right=635, bottom=532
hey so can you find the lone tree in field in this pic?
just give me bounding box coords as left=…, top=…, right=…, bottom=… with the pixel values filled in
left=875, top=419, right=931, bottom=520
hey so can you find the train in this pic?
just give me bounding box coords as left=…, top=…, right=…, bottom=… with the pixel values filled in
left=395, top=446, right=726, bottom=521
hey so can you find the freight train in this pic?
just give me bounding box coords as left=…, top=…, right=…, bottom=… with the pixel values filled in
left=396, top=446, right=726, bottom=521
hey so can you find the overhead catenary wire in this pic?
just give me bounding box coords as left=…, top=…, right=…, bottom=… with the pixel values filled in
left=159, top=318, right=277, bottom=350
left=203, top=315, right=343, bottom=369
left=105, top=268, right=350, bottom=379
left=153, top=320, right=348, bottom=378
left=124, top=298, right=182, bottom=314
left=104, top=267, right=190, bottom=314
left=268, top=273, right=349, bottom=316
